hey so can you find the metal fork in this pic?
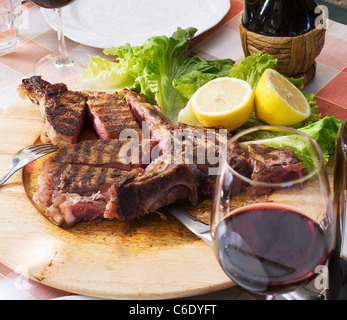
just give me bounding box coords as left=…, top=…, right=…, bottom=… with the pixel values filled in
left=0, top=143, right=58, bottom=187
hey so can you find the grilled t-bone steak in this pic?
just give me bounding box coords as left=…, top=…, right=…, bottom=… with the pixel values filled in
left=34, top=140, right=199, bottom=227
left=18, top=76, right=87, bottom=146
left=87, top=91, right=141, bottom=140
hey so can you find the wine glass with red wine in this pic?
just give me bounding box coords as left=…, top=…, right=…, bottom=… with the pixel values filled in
left=211, top=126, right=334, bottom=299
left=30, top=0, right=87, bottom=82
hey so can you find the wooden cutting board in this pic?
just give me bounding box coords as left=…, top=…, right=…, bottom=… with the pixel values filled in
left=0, top=97, right=233, bottom=300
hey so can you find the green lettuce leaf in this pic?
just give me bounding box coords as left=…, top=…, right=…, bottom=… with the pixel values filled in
left=230, top=53, right=278, bottom=91
left=299, top=116, right=342, bottom=156
left=80, top=55, right=135, bottom=91
left=173, top=57, right=235, bottom=100
left=103, top=27, right=198, bottom=122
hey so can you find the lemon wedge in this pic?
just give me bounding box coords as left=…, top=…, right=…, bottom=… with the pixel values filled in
left=190, top=77, right=254, bottom=131
left=177, top=98, right=202, bottom=126
left=254, top=69, right=311, bottom=126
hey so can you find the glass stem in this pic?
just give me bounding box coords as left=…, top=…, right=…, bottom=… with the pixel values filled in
left=55, top=8, right=70, bottom=67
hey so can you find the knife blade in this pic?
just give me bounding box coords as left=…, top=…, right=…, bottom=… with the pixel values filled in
left=164, top=204, right=212, bottom=246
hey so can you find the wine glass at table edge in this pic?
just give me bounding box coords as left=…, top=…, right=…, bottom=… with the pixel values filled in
left=30, top=0, right=87, bottom=82
left=211, top=126, right=334, bottom=299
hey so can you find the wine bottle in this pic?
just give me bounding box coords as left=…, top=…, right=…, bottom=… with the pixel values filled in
left=327, top=117, right=347, bottom=300
left=242, top=0, right=321, bottom=37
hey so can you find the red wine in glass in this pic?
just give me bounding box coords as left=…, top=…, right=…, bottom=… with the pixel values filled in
left=30, top=0, right=87, bottom=82
left=216, top=203, right=328, bottom=294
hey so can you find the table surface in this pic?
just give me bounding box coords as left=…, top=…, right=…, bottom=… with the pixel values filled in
left=0, top=1, right=347, bottom=300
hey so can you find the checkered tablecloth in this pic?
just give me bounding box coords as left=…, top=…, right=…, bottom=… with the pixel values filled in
left=0, top=1, right=346, bottom=300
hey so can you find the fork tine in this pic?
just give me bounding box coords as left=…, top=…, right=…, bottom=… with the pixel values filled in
left=31, top=146, right=58, bottom=155
left=27, top=144, right=58, bottom=154
left=27, top=143, right=57, bottom=151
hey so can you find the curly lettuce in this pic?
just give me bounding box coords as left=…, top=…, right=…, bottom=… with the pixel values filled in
left=230, top=53, right=278, bottom=91
left=104, top=27, right=200, bottom=122
left=172, top=57, right=234, bottom=100
left=80, top=51, right=136, bottom=91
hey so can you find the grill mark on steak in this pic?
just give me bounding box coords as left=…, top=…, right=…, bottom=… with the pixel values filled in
left=52, top=145, right=66, bottom=163
left=49, top=138, right=144, bottom=170
left=110, top=140, right=122, bottom=164
left=97, top=167, right=107, bottom=185
left=55, top=163, right=68, bottom=178
left=17, top=76, right=87, bottom=146
left=87, top=91, right=141, bottom=140
left=81, top=139, right=93, bottom=159
left=64, top=163, right=81, bottom=188
left=96, top=145, right=106, bottom=166
left=82, top=165, right=95, bottom=183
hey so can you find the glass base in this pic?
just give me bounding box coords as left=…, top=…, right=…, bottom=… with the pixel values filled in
left=0, top=37, right=19, bottom=55
left=33, top=52, right=89, bottom=83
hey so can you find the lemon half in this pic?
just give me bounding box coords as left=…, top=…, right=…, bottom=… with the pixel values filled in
left=189, top=77, right=254, bottom=131
left=254, top=69, right=311, bottom=126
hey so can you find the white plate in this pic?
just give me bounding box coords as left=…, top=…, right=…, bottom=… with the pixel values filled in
left=41, top=0, right=230, bottom=48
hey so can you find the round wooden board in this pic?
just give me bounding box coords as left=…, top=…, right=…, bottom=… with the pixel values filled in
left=0, top=98, right=233, bottom=299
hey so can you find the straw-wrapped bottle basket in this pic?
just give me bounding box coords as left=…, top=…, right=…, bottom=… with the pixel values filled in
left=239, top=12, right=326, bottom=84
